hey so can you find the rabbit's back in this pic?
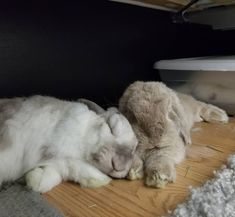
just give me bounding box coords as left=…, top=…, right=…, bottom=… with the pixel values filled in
left=0, top=95, right=92, bottom=183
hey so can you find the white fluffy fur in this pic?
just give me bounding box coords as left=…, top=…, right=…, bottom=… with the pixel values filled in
left=0, top=95, right=137, bottom=192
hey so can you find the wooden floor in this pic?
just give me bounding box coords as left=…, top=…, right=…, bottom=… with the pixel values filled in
left=44, top=118, right=235, bottom=217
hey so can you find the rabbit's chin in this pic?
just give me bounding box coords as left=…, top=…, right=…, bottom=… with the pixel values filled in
left=91, top=158, right=132, bottom=179
left=108, top=161, right=133, bottom=178
left=90, top=162, right=130, bottom=179
left=108, top=169, right=129, bottom=179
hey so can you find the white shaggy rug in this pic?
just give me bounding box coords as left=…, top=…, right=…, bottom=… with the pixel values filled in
left=166, top=155, right=235, bottom=217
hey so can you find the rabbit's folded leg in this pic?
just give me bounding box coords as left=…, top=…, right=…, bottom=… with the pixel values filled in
left=199, top=103, right=228, bottom=123
left=67, top=160, right=111, bottom=188
left=144, top=155, right=176, bottom=188
left=127, top=154, right=144, bottom=180
left=25, top=166, right=62, bottom=193
left=144, top=139, right=185, bottom=189
left=178, top=92, right=228, bottom=123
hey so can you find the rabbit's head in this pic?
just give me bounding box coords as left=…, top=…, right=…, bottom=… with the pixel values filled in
left=79, top=99, right=138, bottom=178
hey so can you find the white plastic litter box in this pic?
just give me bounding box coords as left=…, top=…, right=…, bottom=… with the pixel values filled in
left=154, top=56, right=235, bottom=115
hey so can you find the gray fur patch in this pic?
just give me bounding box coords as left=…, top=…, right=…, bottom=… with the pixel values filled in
left=0, top=142, right=8, bottom=151
left=209, top=92, right=217, bottom=101
left=115, top=145, right=132, bottom=159
left=40, top=145, right=54, bottom=161
left=0, top=127, right=12, bottom=151
left=0, top=98, right=24, bottom=151
left=78, top=99, right=105, bottom=114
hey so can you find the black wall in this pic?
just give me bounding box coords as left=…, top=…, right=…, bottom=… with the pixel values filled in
left=0, top=0, right=234, bottom=106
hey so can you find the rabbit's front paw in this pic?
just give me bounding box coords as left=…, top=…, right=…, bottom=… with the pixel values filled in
left=127, top=167, right=144, bottom=180
left=145, top=159, right=176, bottom=188
left=201, top=105, right=228, bottom=123
left=79, top=176, right=111, bottom=188
left=25, top=167, right=62, bottom=193
left=127, top=155, right=144, bottom=180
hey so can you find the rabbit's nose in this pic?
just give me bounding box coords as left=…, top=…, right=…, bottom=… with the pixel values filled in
left=111, top=156, right=125, bottom=171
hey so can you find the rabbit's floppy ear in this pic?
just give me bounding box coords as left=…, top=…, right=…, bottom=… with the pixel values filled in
left=170, top=100, right=191, bottom=145
left=78, top=99, right=105, bottom=114
left=105, top=107, right=137, bottom=145
left=105, top=108, right=129, bottom=136
left=127, top=93, right=171, bottom=148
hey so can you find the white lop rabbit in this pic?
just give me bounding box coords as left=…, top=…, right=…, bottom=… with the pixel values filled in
left=0, top=95, right=137, bottom=193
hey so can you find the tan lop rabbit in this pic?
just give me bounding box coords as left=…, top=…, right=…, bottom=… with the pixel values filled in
left=119, top=81, right=228, bottom=188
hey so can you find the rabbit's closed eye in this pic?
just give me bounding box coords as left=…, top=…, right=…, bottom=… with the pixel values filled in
left=91, top=142, right=136, bottom=179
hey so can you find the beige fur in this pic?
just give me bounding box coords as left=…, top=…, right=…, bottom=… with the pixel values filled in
left=119, top=81, right=228, bottom=188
